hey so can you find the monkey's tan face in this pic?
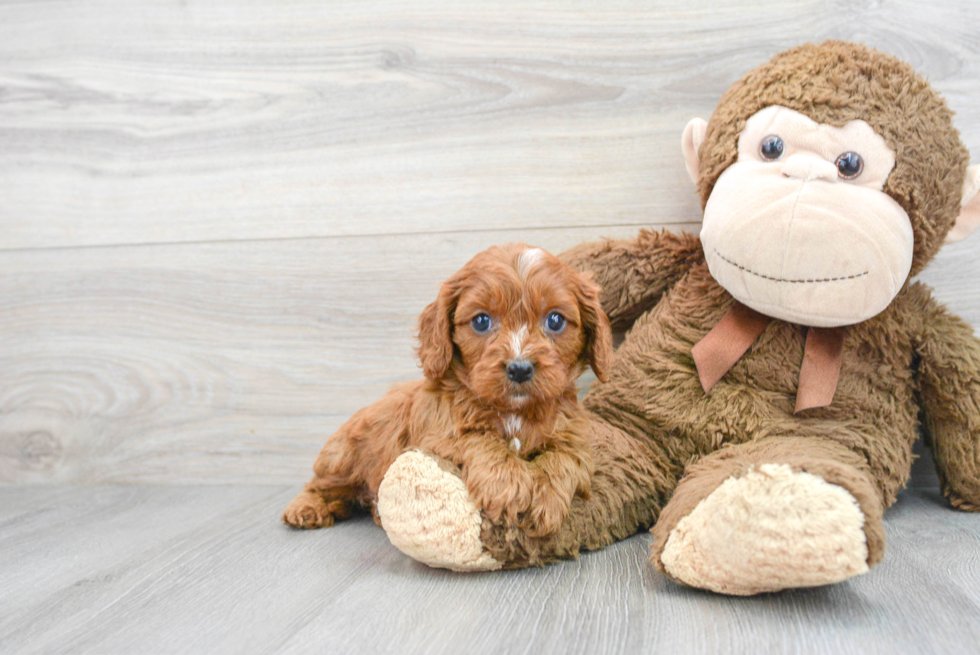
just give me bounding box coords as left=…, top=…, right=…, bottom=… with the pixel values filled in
left=700, top=106, right=914, bottom=327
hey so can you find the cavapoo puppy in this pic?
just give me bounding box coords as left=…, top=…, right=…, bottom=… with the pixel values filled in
left=282, top=243, right=613, bottom=537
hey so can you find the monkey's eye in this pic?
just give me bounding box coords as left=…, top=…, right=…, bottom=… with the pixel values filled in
left=760, top=135, right=784, bottom=160
left=471, top=314, right=492, bottom=333
left=545, top=312, right=566, bottom=333
left=835, top=152, right=863, bottom=180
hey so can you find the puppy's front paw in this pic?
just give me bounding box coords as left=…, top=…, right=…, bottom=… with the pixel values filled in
left=282, top=490, right=347, bottom=529
left=467, top=468, right=535, bottom=525
left=522, top=485, right=571, bottom=538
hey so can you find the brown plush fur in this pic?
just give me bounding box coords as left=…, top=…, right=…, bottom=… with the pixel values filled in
left=459, top=42, right=980, bottom=572
left=283, top=243, right=612, bottom=537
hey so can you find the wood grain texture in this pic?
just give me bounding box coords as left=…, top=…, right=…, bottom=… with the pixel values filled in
left=0, top=485, right=978, bottom=655
left=0, top=1, right=977, bottom=250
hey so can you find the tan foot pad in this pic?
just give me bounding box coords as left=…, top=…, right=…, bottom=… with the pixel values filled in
left=377, top=450, right=501, bottom=572
left=661, top=463, right=869, bottom=595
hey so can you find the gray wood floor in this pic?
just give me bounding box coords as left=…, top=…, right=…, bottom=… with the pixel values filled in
left=1, top=481, right=979, bottom=655
left=2, top=1, right=980, bottom=653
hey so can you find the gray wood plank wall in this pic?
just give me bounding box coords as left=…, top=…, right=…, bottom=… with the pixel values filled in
left=1, top=0, right=979, bottom=485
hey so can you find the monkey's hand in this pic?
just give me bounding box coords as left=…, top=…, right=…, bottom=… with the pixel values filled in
left=914, top=287, right=980, bottom=511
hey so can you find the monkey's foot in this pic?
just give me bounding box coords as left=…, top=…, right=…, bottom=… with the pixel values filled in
left=377, top=450, right=501, bottom=572
left=656, top=463, right=869, bottom=595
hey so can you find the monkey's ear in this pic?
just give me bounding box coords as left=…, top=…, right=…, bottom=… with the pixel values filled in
left=945, top=165, right=980, bottom=244
left=682, top=118, right=708, bottom=185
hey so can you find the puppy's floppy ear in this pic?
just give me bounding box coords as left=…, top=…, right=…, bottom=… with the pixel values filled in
left=574, top=272, right=614, bottom=382
left=416, top=279, right=460, bottom=380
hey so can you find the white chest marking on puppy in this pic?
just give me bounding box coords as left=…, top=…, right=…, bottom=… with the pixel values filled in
left=509, top=325, right=529, bottom=359
left=503, top=414, right=523, bottom=453
left=517, top=247, right=544, bottom=280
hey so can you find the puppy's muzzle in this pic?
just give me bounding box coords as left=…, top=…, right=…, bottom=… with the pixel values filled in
left=506, top=359, right=534, bottom=384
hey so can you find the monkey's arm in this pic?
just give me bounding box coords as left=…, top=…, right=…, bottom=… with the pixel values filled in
left=560, top=229, right=703, bottom=331
left=914, top=295, right=980, bottom=511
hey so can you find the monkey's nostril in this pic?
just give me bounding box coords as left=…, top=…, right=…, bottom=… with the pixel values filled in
left=506, top=360, right=535, bottom=384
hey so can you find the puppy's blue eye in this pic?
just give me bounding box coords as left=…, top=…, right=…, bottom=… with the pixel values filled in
left=545, top=312, right=565, bottom=333
left=471, top=314, right=492, bottom=333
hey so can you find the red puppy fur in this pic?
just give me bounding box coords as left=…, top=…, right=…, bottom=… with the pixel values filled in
left=282, top=243, right=613, bottom=537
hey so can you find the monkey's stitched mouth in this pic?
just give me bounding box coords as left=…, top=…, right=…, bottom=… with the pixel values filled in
left=714, top=249, right=869, bottom=284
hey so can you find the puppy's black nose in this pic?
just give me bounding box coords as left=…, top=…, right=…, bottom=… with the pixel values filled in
left=506, top=359, right=535, bottom=384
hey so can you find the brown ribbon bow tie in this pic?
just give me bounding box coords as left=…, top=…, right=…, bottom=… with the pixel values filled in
left=691, top=302, right=845, bottom=413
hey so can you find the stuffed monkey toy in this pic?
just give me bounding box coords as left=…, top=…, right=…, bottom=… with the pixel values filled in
left=375, top=41, right=980, bottom=595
